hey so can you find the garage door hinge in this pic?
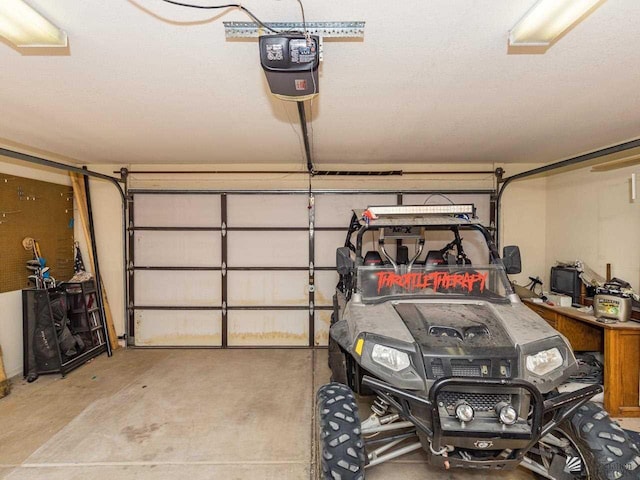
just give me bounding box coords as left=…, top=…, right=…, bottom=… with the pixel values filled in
left=222, top=301, right=227, bottom=315
left=221, top=222, right=226, bottom=237
left=309, top=262, right=314, bottom=275
left=222, top=262, right=227, bottom=276
left=309, top=301, right=314, bottom=315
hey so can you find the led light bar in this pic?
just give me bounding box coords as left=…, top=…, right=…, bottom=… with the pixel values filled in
left=366, top=205, right=475, bottom=216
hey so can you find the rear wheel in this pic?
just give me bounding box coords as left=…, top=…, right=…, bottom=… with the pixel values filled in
left=317, top=383, right=366, bottom=480
left=523, top=401, right=640, bottom=479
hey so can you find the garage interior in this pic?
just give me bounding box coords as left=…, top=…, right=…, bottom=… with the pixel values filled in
left=1, top=1, right=640, bottom=479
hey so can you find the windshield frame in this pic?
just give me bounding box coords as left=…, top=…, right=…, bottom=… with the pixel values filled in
left=341, top=217, right=515, bottom=304
left=356, top=263, right=514, bottom=304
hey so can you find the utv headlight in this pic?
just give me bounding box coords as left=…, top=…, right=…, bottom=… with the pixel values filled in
left=526, top=348, right=563, bottom=376
left=371, top=344, right=411, bottom=372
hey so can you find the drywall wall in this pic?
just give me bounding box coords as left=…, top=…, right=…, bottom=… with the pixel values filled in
left=498, top=165, right=548, bottom=288
left=0, top=156, right=72, bottom=378
left=546, top=164, right=639, bottom=291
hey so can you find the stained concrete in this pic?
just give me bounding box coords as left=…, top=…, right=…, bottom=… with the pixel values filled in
left=2, top=465, right=307, bottom=480
left=0, top=347, right=568, bottom=479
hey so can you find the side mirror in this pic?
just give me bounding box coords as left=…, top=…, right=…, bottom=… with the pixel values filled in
left=502, top=246, right=522, bottom=275
left=336, top=247, right=354, bottom=275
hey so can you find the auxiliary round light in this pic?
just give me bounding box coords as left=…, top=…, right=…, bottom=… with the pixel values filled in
left=496, top=402, right=518, bottom=425
left=455, top=401, right=474, bottom=422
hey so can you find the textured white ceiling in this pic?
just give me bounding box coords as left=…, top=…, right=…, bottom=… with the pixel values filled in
left=0, top=0, right=639, bottom=166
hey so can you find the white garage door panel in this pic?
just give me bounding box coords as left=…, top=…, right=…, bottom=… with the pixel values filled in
left=402, top=194, right=491, bottom=225
left=227, top=195, right=308, bottom=227
left=134, top=231, right=221, bottom=267
left=315, top=231, right=397, bottom=268
left=227, top=271, right=308, bottom=306
left=135, top=310, right=222, bottom=346
left=228, top=311, right=308, bottom=346
left=132, top=191, right=492, bottom=347
left=315, top=310, right=331, bottom=346
left=315, top=231, right=347, bottom=267
left=228, top=231, right=308, bottom=267
left=134, top=194, right=221, bottom=227
left=315, top=271, right=339, bottom=306
left=314, top=194, right=397, bottom=227
left=135, top=271, right=222, bottom=306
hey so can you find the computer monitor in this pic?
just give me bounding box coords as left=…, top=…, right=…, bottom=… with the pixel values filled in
left=550, top=266, right=582, bottom=304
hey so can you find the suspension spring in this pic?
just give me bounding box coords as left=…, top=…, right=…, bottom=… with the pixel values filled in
left=371, top=395, right=391, bottom=416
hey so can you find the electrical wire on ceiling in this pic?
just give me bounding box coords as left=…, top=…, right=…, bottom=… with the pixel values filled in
left=159, top=0, right=281, bottom=33
left=296, top=0, right=308, bottom=40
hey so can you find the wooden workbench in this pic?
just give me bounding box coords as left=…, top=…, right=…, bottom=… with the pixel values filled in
left=524, top=299, right=640, bottom=417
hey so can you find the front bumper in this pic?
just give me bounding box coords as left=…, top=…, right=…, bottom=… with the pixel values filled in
left=363, top=375, right=602, bottom=469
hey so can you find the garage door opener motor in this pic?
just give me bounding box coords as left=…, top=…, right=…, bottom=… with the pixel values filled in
left=259, top=34, right=319, bottom=101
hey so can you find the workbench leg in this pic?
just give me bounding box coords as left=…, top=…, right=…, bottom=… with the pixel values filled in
left=604, top=329, right=640, bottom=417
left=604, top=330, right=622, bottom=415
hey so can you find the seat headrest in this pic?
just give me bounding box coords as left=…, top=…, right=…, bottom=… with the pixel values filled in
left=364, top=251, right=383, bottom=265
left=396, top=246, right=409, bottom=264
left=425, top=250, right=446, bottom=265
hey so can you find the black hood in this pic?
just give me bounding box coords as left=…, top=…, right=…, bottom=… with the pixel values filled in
left=393, top=303, right=518, bottom=378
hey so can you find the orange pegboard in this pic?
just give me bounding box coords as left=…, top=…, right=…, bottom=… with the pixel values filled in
left=0, top=174, right=74, bottom=292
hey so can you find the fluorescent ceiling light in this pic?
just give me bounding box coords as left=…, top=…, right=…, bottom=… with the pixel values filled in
left=0, top=0, right=67, bottom=48
left=510, top=0, right=604, bottom=47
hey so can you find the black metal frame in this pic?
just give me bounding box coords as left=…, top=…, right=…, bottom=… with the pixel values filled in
left=83, top=170, right=112, bottom=356
left=128, top=190, right=495, bottom=348
left=362, top=375, right=602, bottom=466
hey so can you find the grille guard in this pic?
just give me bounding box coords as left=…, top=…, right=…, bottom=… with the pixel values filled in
left=362, top=375, right=603, bottom=459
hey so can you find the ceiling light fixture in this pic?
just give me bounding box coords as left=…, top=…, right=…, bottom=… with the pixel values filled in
left=509, top=0, right=604, bottom=47
left=0, top=0, right=67, bottom=48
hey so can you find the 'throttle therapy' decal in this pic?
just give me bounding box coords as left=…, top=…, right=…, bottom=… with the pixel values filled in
left=375, top=271, right=488, bottom=294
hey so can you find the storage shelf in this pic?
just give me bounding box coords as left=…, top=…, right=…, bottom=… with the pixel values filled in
left=22, top=279, right=108, bottom=379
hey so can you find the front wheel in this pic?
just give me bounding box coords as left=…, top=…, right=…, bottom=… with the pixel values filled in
left=317, top=383, right=366, bottom=480
left=523, top=401, right=640, bottom=479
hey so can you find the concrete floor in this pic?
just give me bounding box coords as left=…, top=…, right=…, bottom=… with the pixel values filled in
left=0, top=349, right=637, bottom=480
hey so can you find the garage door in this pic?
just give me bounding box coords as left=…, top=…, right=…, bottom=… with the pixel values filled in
left=129, top=191, right=492, bottom=347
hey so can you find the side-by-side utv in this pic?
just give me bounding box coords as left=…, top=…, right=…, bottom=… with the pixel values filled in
left=317, top=204, right=640, bottom=480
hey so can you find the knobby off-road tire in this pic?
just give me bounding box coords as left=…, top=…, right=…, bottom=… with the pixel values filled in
left=317, top=383, right=366, bottom=480
left=528, top=401, right=640, bottom=479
